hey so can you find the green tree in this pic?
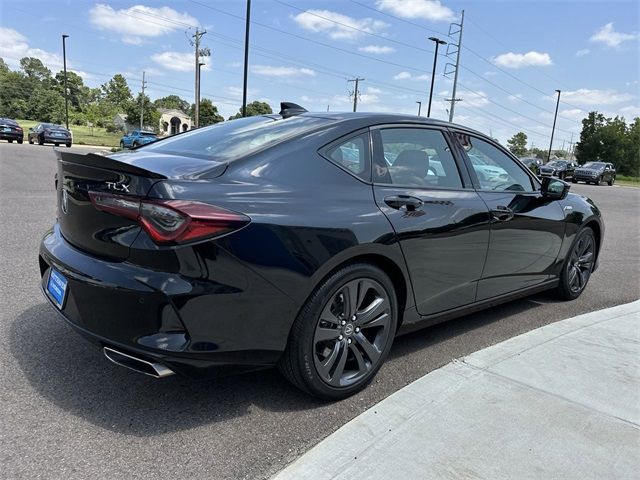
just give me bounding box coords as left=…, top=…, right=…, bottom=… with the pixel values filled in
left=575, top=111, right=607, bottom=163
left=154, top=95, right=191, bottom=114
left=101, top=74, right=132, bottom=110
left=227, top=100, right=272, bottom=120
left=199, top=98, right=224, bottom=126
left=26, top=87, right=65, bottom=123
left=54, top=71, right=91, bottom=111
left=507, top=131, right=528, bottom=157
left=123, top=93, right=160, bottom=131
left=20, top=57, right=51, bottom=83
left=625, top=118, right=640, bottom=177
left=0, top=57, right=9, bottom=73
left=0, top=68, right=30, bottom=118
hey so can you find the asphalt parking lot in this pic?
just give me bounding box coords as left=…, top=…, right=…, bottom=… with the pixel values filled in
left=1, top=141, right=638, bottom=480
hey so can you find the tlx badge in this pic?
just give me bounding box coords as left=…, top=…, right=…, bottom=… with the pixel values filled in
left=105, top=181, right=130, bottom=193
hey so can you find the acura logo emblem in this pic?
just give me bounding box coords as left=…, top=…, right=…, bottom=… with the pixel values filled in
left=61, top=189, right=69, bottom=214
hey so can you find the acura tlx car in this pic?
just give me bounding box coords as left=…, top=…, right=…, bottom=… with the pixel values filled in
left=40, top=103, right=604, bottom=400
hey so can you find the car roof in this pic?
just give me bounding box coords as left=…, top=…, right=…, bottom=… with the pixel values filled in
left=262, top=111, right=488, bottom=138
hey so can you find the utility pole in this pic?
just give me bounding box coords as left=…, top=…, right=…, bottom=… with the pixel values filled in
left=197, top=62, right=205, bottom=126
left=62, top=34, right=69, bottom=130
left=568, top=132, right=574, bottom=160
left=548, top=89, right=561, bottom=163
left=348, top=77, right=365, bottom=112
left=560, top=139, right=566, bottom=157
left=445, top=10, right=464, bottom=123
left=242, top=0, right=252, bottom=117
left=416, top=101, right=422, bottom=116
left=427, top=37, right=447, bottom=117
left=140, top=70, right=146, bottom=130
left=193, top=28, right=207, bottom=128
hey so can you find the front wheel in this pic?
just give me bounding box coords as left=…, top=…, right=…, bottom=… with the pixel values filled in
left=608, top=177, right=615, bottom=186
left=8, top=139, right=13, bottom=143
left=132, top=141, right=139, bottom=148
left=17, top=139, right=23, bottom=144
left=279, top=264, right=398, bottom=400
left=120, top=141, right=125, bottom=149
left=556, top=227, right=595, bottom=300
left=66, top=143, right=72, bottom=148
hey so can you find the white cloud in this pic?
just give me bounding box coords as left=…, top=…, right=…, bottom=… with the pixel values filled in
left=225, top=86, right=259, bottom=99
left=559, top=89, right=634, bottom=106
left=393, top=71, right=429, bottom=81
left=0, top=27, right=64, bottom=71
left=89, top=4, right=198, bottom=45
left=617, top=105, right=640, bottom=118
left=590, top=22, right=638, bottom=48
left=252, top=65, right=315, bottom=77
left=558, top=108, right=584, bottom=121
left=150, top=51, right=211, bottom=72
left=292, top=10, right=387, bottom=40
left=484, top=71, right=498, bottom=77
left=375, top=0, right=454, bottom=22
left=493, top=51, right=553, bottom=69
left=358, top=45, right=395, bottom=54
left=507, top=94, right=523, bottom=102
left=575, top=49, right=590, bottom=57
left=366, top=86, right=383, bottom=94
left=460, top=90, right=489, bottom=107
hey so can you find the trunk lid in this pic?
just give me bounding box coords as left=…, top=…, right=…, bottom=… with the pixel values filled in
left=55, top=150, right=227, bottom=260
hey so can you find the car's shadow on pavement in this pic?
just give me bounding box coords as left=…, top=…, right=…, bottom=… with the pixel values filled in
left=11, top=294, right=556, bottom=437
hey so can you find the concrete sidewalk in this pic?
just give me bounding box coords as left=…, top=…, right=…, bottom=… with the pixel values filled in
left=273, top=300, right=640, bottom=480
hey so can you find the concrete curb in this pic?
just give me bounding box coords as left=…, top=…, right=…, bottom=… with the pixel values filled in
left=273, top=300, right=640, bottom=480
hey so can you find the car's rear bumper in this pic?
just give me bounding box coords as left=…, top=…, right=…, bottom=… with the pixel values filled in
left=43, top=135, right=71, bottom=144
left=39, top=225, right=297, bottom=378
left=0, top=132, right=23, bottom=141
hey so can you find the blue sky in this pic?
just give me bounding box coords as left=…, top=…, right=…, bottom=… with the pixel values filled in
left=1, top=0, right=638, bottom=147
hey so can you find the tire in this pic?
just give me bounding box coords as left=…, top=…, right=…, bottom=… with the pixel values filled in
left=120, top=141, right=125, bottom=149
left=278, top=263, right=398, bottom=400
left=608, top=177, right=614, bottom=186
left=556, top=227, right=596, bottom=301
left=17, top=139, right=23, bottom=144
left=8, top=139, right=13, bottom=143
left=572, top=178, right=577, bottom=183
left=132, top=141, right=139, bottom=148
left=38, top=136, right=44, bottom=146
left=66, top=143, right=72, bottom=148
left=54, top=143, right=59, bottom=147
left=595, top=176, right=602, bottom=185
left=28, top=138, right=33, bottom=144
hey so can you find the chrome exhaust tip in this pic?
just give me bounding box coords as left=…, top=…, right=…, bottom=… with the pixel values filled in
left=103, top=346, right=174, bottom=378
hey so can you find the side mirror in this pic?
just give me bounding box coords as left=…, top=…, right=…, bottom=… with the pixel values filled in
left=541, top=176, right=570, bottom=200
left=28, top=128, right=34, bottom=132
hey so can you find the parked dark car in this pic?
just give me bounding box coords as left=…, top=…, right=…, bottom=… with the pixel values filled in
left=519, top=157, right=542, bottom=176
left=573, top=162, right=616, bottom=186
left=39, top=107, right=604, bottom=400
left=539, top=160, right=577, bottom=180
left=28, top=123, right=72, bottom=147
left=0, top=118, right=24, bottom=143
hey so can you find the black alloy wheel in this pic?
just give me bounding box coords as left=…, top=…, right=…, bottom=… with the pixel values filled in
left=608, top=176, right=615, bottom=186
left=557, top=227, right=595, bottom=300
left=279, top=264, right=397, bottom=400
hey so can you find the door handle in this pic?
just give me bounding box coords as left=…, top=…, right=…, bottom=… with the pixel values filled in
left=384, top=195, right=423, bottom=211
left=491, top=205, right=514, bottom=221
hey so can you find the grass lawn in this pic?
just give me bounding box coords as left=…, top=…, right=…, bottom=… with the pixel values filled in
left=17, top=119, right=122, bottom=147
left=616, top=175, right=640, bottom=187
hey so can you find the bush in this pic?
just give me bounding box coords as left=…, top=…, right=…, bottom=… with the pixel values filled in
left=105, top=123, right=125, bottom=134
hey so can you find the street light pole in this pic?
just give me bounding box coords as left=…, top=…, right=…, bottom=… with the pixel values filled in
left=242, top=0, right=251, bottom=117
left=427, top=37, right=447, bottom=118
left=416, top=101, right=422, bottom=116
left=62, top=34, right=69, bottom=129
left=548, top=89, right=561, bottom=163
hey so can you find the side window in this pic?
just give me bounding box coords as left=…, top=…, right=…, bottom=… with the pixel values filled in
left=455, top=132, right=534, bottom=192
left=323, top=132, right=370, bottom=182
left=374, top=128, right=462, bottom=188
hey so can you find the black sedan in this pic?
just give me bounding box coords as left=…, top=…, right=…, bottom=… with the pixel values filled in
left=539, top=160, right=577, bottom=180
left=573, top=162, right=616, bottom=186
left=39, top=105, right=604, bottom=399
left=519, top=157, right=542, bottom=176
left=28, top=123, right=72, bottom=147
left=0, top=118, right=24, bottom=143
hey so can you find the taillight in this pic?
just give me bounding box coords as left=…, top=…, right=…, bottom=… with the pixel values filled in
left=89, top=192, right=249, bottom=245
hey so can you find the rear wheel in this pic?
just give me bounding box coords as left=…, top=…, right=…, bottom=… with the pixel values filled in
left=279, top=263, right=397, bottom=400
left=608, top=176, right=615, bottom=186
left=556, top=227, right=595, bottom=300
left=17, top=139, right=23, bottom=144
left=66, top=143, right=72, bottom=148
left=8, top=139, right=13, bottom=143
left=28, top=137, right=33, bottom=144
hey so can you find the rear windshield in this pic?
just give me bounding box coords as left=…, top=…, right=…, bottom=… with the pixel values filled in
left=547, top=160, right=567, bottom=167
left=140, top=131, right=157, bottom=137
left=583, top=162, right=605, bottom=169
left=142, top=115, right=329, bottom=161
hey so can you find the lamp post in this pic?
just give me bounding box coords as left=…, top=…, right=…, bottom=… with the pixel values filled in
left=427, top=36, right=447, bottom=117
left=548, top=89, right=561, bottom=163
left=197, top=62, right=205, bottom=126
left=62, top=34, right=69, bottom=129
left=416, top=101, right=422, bottom=116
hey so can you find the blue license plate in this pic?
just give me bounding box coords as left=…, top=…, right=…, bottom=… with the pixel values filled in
left=3, top=128, right=10, bottom=132
left=47, top=269, right=68, bottom=309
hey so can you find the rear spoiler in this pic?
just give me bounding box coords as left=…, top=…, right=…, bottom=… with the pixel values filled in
left=55, top=149, right=167, bottom=179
